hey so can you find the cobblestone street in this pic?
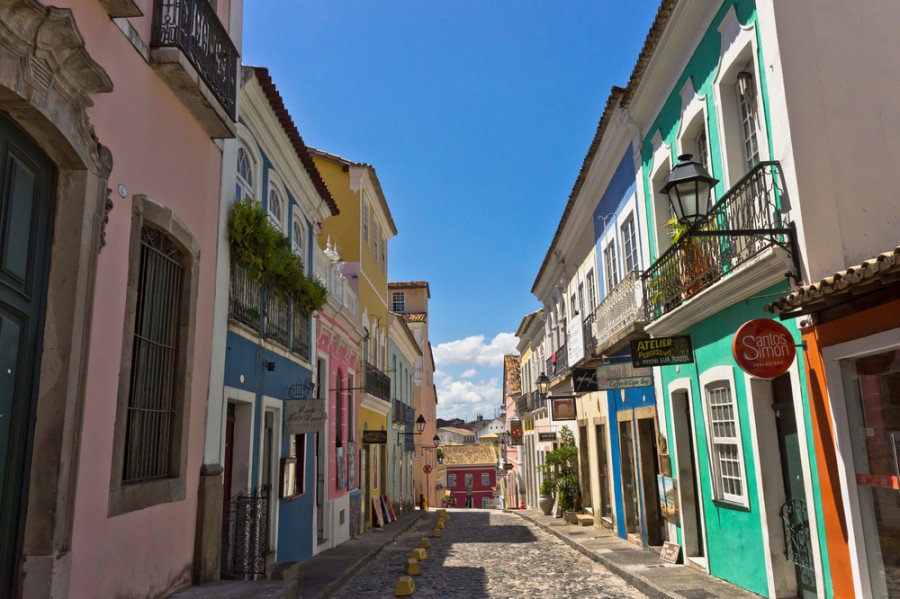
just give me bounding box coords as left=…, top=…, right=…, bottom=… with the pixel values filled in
left=331, top=510, right=647, bottom=599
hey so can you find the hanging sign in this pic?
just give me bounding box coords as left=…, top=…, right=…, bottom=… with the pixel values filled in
left=630, top=336, right=694, bottom=367
left=509, top=420, right=523, bottom=445
left=362, top=430, right=387, bottom=444
left=284, top=399, right=327, bottom=435
left=538, top=432, right=557, bottom=442
left=732, top=318, right=796, bottom=379
left=550, top=398, right=576, bottom=421
left=596, top=364, right=653, bottom=390
left=572, top=368, right=600, bottom=393
left=567, top=317, right=585, bottom=365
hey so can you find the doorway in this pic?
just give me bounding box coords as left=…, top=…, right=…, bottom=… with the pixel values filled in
left=578, top=423, right=592, bottom=509
left=671, top=389, right=706, bottom=565
left=619, top=419, right=640, bottom=539
left=0, top=113, right=56, bottom=595
left=637, top=416, right=665, bottom=546
left=595, top=423, right=612, bottom=527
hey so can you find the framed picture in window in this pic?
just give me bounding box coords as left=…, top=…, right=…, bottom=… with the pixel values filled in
left=551, top=398, right=576, bottom=421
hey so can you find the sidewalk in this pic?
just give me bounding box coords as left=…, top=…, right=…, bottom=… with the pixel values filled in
left=516, top=510, right=762, bottom=599
left=170, top=509, right=424, bottom=599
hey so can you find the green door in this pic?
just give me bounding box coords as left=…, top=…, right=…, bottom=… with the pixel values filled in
left=0, top=112, right=56, bottom=596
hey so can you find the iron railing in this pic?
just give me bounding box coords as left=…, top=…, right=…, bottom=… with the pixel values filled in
left=547, top=342, right=569, bottom=378
left=581, top=313, right=595, bottom=361
left=781, top=498, right=816, bottom=587
left=291, top=306, right=310, bottom=360
left=516, top=393, right=529, bottom=415
left=151, top=0, right=238, bottom=120
left=593, top=270, right=645, bottom=353
left=264, top=287, right=290, bottom=347
left=229, top=262, right=261, bottom=329
left=392, top=399, right=406, bottom=424
left=364, top=361, right=390, bottom=401
left=643, top=161, right=788, bottom=320
left=221, top=486, right=269, bottom=580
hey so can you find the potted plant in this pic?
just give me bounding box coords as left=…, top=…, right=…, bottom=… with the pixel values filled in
left=665, top=216, right=711, bottom=298
left=540, top=426, right=581, bottom=521
left=538, top=477, right=555, bottom=516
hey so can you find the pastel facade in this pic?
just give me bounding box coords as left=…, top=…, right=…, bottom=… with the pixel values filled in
left=312, top=149, right=398, bottom=531
left=387, top=312, right=422, bottom=514
left=0, top=0, right=241, bottom=596
left=441, top=445, right=499, bottom=509
left=388, top=281, right=439, bottom=509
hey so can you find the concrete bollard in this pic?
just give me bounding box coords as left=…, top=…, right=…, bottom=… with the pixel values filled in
left=420, top=538, right=431, bottom=549
left=405, top=558, right=421, bottom=576
left=432, top=528, right=442, bottom=538
left=395, top=576, right=415, bottom=596
left=409, top=548, right=427, bottom=561
left=435, top=520, right=444, bottom=529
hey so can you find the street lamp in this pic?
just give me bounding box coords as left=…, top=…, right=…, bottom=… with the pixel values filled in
left=396, top=414, right=427, bottom=444
left=535, top=373, right=550, bottom=401
left=660, top=154, right=801, bottom=282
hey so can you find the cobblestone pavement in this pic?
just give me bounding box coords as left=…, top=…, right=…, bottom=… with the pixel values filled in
left=330, top=510, right=647, bottom=599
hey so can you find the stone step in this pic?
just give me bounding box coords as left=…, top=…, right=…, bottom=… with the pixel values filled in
left=575, top=514, right=594, bottom=527
left=270, top=561, right=299, bottom=581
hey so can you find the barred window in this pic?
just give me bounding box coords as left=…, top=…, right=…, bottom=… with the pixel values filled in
left=706, top=383, right=747, bottom=504
left=123, top=227, right=184, bottom=483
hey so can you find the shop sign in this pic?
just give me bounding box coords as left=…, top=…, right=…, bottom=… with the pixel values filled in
left=732, top=318, right=796, bottom=379
left=572, top=368, right=600, bottom=393
left=538, top=432, right=557, bottom=442
left=630, top=336, right=694, bottom=367
left=596, top=364, right=653, bottom=390
left=550, top=398, right=576, bottom=421
left=361, top=430, right=387, bottom=444
left=503, top=463, right=514, bottom=470
left=284, top=399, right=327, bottom=435
left=567, top=317, right=585, bottom=365
left=660, top=541, right=681, bottom=564
left=509, top=419, right=523, bottom=445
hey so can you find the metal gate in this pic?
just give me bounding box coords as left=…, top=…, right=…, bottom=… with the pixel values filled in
left=780, top=498, right=816, bottom=587
left=222, top=487, right=269, bottom=580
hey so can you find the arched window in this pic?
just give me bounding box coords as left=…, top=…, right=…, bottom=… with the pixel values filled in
left=236, top=145, right=255, bottom=201
left=268, top=187, right=284, bottom=230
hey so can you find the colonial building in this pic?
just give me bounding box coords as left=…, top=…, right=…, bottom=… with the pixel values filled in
left=0, top=0, right=241, bottom=596
left=441, top=445, right=499, bottom=509
left=387, top=312, right=422, bottom=515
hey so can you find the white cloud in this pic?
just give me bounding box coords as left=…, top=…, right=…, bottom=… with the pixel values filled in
left=433, top=332, right=517, bottom=368
left=436, top=376, right=501, bottom=421
left=461, top=368, right=477, bottom=378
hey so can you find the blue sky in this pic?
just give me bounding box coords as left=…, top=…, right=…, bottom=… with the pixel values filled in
left=243, top=1, right=660, bottom=421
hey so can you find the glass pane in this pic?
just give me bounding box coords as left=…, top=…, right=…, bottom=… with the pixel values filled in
left=2, top=157, right=36, bottom=283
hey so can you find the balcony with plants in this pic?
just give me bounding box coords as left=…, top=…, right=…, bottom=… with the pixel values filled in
left=150, top=0, right=239, bottom=137
left=643, top=161, right=793, bottom=322
left=227, top=198, right=326, bottom=362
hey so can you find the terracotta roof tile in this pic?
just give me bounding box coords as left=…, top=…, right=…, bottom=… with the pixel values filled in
left=441, top=444, right=497, bottom=466
left=766, top=246, right=900, bottom=315
left=249, top=68, right=338, bottom=217
left=504, top=354, right=522, bottom=396
left=400, top=312, right=427, bottom=323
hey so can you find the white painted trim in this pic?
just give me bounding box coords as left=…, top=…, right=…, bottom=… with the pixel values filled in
left=266, top=169, right=288, bottom=234
left=260, top=395, right=282, bottom=554
left=698, top=365, right=749, bottom=507
left=235, top=123, right=262, bottom=202
left=822, top=327, right=900, bottom=599
left=223, top=385, right=257, bottom=490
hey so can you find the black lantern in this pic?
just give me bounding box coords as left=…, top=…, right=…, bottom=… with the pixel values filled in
left=535, top=373, right=551, bottom=399
left=661, top=154, right=719, bottom=226
left=432, top=434, right=440, bottom=445
left=397, top=414, right=428, bottom=444
left=416, top=414, right=426, bottom=433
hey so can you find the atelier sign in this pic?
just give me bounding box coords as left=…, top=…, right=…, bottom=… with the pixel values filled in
left=630, top=336, right=694, bottom=367
left=362, top=430, right=387, bottom=444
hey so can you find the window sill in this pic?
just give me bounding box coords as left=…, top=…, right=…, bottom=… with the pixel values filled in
left=711, top=498, right=750, bottom=512
left=109, top=476, right=186, bottom=517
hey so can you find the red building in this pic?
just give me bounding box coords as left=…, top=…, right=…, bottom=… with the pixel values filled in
left=441, top=445, right=498, bottom=508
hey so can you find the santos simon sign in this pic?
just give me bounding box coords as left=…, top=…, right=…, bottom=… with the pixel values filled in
left=732, top=318, right=796, bottom=379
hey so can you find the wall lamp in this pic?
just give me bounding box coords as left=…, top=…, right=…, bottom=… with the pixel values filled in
left=661, top=154, right=801, bottom=283
left=396, top=414, right=427, bottom=444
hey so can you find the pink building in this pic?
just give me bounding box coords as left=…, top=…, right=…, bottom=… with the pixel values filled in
left=441, top=445, right=498, bottom=509
left=502, top=355, right=523, bottom=509
left=0, top=1, right=241, bottom=597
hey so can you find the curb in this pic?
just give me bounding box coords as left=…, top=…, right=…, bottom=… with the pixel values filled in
left=314, top=512, right=426, bottom=599
left=515, top=512, right=674, bottom=599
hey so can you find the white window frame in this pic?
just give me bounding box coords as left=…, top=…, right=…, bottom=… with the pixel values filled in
left=621, top=215, right=638, bottom=274
left=235, top=136, right=260, bottom=203
left=481, top=472, right=489, bottom=487
left=392, top=291, right=405, bottom=312
left=291, top=212, right=305, bottom=264
left=699, top=365, right=748, bottom=507
left=448, top=473, right=456, bottom=488
left=363, top=201, right=369, bottom=244
left=465, top=473, right=473, bottom=488
left=603, top=241, right=619, bottom=292
left=481, top=497, right=489, bottom=509
left=267, top=172, right=288, bottom=233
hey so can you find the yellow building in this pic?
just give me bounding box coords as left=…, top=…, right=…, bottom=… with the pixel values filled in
left=311, top=149, right=397, bottom=531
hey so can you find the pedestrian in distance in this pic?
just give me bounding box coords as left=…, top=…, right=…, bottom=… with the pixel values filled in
left=465, top=479, right=473, bottom=508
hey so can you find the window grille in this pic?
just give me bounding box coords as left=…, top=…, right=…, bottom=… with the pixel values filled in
left=123, top=227, right=184, bottom=483
left=265, top=287, right=290, bottom=347
left=706, top=384, right=746, bottom=503
left=291, top=307, right=310, bottom=359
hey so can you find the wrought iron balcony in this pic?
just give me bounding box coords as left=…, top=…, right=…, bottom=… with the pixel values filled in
left=151, top=0, right=238, bottom=137
left=291, top=307, right=310, bottom=360
left=643, top=161, right=789, bottom=321
left=546, top=342, right=569, bottom=379
left=364, top=361, right=391, bottom=402
left=392, top=399, right=406, bottom=424
left=264, top=288, right=290, bottom=347
left=581, top=313, right=596, bottom=361
left=593, top=270, right=646, bottom=355
left=229, top=262, right=261, bottom=329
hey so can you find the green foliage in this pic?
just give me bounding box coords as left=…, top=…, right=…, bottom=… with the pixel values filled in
left=539, top=426, right=581, bottom=511
left=228, top=198, right=327, bottom=312
left=539, top=477, right=554, bottom=498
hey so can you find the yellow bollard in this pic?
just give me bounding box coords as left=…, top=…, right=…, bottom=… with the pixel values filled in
left=405, top=558, right=421, bottom=576
left=432, top=528, right=442, bottom=538
left=395, top=576, right=415, bottom=596
left=409, top=547, right=427, bottom=561
left=420, top=538, right=431, bottom=549
left=435, top=520, right=444, bottom=529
